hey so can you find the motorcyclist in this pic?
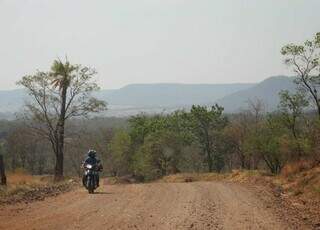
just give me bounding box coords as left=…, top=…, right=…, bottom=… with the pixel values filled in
left=82, top=150, right=102, bottom=187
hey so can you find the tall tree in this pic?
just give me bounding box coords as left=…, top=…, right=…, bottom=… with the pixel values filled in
left=18, top=59, right=106, bottom=181
left=187, top=105, right=228, bottom=172
left=224, top=115, right=249, bottom=169
left=278, top=90, right=309, bottom=159
left=279, top=91, right=308, bottom=133
left=247, top=121, right=285, bottom=174
left=281, top=32, right=320, bottom=118
left=50, top=60, right=74, bottom=180
left=246, top=99, right=265, bottom=169
left=108, top=129, right=132, bottom=176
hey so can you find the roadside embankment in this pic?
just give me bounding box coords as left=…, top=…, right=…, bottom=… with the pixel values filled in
left=0, top=172, right=78, bottom=205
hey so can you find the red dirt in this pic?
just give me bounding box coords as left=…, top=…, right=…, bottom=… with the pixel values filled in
left=0, top=181, right=312, bottom=230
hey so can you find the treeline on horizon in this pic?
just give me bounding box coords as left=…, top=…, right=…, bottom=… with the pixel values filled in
left=0, top=32, right=320, bottom=182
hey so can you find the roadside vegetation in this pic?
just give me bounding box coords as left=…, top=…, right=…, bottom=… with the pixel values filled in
left=0, top=170, right=76, bottom=205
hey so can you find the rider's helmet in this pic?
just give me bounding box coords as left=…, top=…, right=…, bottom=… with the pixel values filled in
left=87, top=149, right=97, bottom=158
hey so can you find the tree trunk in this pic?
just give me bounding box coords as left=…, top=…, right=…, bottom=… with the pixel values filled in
left=11, top=156, right=17, bottom=172
left=0, top=154, right=7, bottom=186
left=238, top=150, right=246, bottom=169
left=54, top=82, right=68, bottom=182
left=203, top=128, right=214, bottom=172
left=317, top=103, right=320, bottom=121
left=207, top=151, right=213, bottom=172
left=54, top=147, right=64, bottom=181
left=54, top=122, right=66, bottom=182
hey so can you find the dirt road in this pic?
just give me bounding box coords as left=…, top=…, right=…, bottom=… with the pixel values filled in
left=0, top=181, right=308, bottom=230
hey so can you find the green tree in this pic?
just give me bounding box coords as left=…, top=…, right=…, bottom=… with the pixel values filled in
left=18, top=59, right=106, bottom=181
left=278, top=90, right=309, bottom=158
left=245, top=116, right=290, bottom=174
left=187, top=105, right=228, bottom=172
left=281, top=32, right=320, bottom=118
left=108, top=130, right=132, bottom=176
left=224, top=116, right=250, bottom=169
left=133, top=130, right=184, bottom=181
left=128, top=114, right=150, bottom=147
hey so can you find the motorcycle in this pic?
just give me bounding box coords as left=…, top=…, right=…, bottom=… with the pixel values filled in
left=83, top=163, right=101, bottom=194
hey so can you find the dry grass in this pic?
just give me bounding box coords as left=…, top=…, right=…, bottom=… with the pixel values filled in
left=0, top=171, right=75, bottom=204
left=280, top=166, right=320, bottom=199
left=0, top=171, right=49, bottom=197
left=161, top=166, right=320, bottom=201
left=160, top=170, right=270, bottom=183
left=0, top=184, right=75, bottom=205
left=160, top=172, right=227, bottom=183
left=281, top=160, right=313, bottom=177
left=7, top=172, right=44, bottom=185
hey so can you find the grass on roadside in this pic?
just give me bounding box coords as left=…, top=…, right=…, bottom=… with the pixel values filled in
left=0, top=170, right=77, bottom=205
left=159, top=170, right=269, bottom=183
left=0, top=171, right=46, bottom=197
left=160, top=165, right=320, bottom=200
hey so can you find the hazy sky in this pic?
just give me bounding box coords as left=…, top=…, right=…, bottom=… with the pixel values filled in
left=0, top=0, right=319, bottom=90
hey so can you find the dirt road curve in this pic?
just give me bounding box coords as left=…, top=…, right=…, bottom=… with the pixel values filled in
left=0, top=181, right=304, bottom=230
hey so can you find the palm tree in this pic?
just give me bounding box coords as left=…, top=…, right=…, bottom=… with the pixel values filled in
left=51, top=59, right=74, bottom=91
left=18, top=59, right=106, bottom=182
left=50, top=59, right=75, bottom=181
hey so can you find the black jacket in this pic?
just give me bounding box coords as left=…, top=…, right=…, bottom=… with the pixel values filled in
left=84, top=156, right=99, bottom=166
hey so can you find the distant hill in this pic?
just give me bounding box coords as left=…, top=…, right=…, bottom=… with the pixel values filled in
left=0, top=83, right=254, bottom=118
left=0, top=77, right=298, bottom=118
left=98, top=83, right=254, bottom=107
left=216, top=76, right=296, bottom=112
left=0, top=89, right=26, bottom=113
